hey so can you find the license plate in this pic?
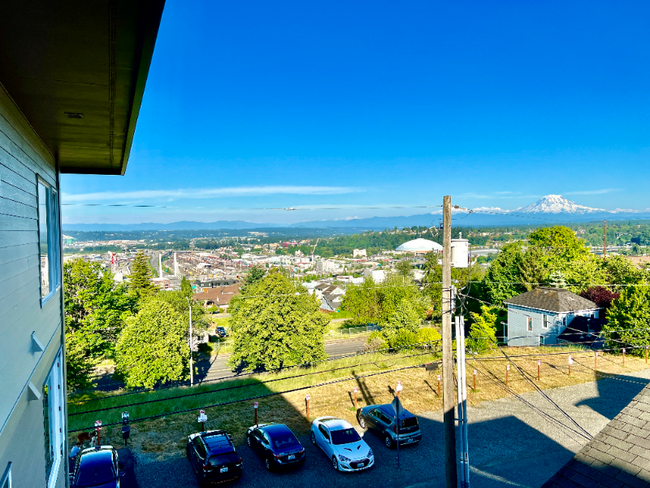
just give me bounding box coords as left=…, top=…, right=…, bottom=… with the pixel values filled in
left=288, top=455, right=295, bottom=460
left=220, top=467, right=228, bottom=473
left=407, top=438, right=414, bottom=444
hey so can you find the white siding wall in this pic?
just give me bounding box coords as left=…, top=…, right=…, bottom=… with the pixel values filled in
left=0, top=83, right=66, bottom=488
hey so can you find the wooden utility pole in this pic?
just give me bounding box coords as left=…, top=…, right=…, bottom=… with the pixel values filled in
left=603, top=221, right=607, bottom=259
left=442, top=195, right=457, bottom=488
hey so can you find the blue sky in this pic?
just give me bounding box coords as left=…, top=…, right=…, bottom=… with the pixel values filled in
left=62, top=0, right=650, bottom=225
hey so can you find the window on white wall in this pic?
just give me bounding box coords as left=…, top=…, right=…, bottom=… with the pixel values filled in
left=527, top=317, right=533, bottom=332
left=37, top=178, right=60, bottom=302
left=543, top=315, right=549, bottom=329
left=43, top=351, right=64, bottom=488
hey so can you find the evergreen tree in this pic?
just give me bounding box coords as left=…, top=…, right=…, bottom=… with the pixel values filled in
left=128, top=251, right=156, bottom=298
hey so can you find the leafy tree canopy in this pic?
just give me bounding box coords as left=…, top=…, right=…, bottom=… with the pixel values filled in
left=115, top=299, right=190, bottom=388
left=63, top=259, right=135, bottom=390
left=228, top=270, right=329, bottom=371
left=604, top=286, right=650, bottom=354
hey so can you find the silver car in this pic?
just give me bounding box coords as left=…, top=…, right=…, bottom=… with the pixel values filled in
left=310, top=416, right=374, bottom=472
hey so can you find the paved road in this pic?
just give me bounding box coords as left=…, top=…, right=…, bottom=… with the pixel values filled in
left=132, top=368, right=650, bottom=488
left=195, top=338, right=367, bottom=383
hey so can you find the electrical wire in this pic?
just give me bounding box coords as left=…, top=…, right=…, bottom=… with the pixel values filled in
left=68, top=361, right=427, bottom=433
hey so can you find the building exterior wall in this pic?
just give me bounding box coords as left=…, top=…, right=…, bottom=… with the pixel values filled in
left=0, top=83, right=66, bottom=488
left=507, top=304, right=599, bottom=346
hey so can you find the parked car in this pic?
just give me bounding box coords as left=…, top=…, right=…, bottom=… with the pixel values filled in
left=246, top=423, right=306, bottom=471
left=310, top=417, right=374, bottom=472
left=357, top=402, right=422, bottom=448
left=216, top=327, right=228, bottom=338
left=186, top=430, right=243, bottom=485
left=70, top=446, right=124, bottom=488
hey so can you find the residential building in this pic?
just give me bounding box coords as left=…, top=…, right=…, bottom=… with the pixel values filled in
left=193, top=284, right=241, bottom=310
left=353, top=249, right=367, bottom=258
left=504, top=287, right=600, bottom=346
left=0, top=2, right=164, bottom=487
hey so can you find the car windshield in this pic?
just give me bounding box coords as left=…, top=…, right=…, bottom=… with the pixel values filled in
left=331, top=428, right=361, bottom=445
left=208, top=452, right=240, bottom=466
left=75, top=463, right=116, bottom=487
left=272, top=433, right=300, bottom=450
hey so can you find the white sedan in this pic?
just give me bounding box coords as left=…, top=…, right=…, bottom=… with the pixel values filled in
left=310, top=416, right=374, bottom=472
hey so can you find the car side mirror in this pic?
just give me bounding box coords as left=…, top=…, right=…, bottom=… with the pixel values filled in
left=119, top=471, right=126, bottom=478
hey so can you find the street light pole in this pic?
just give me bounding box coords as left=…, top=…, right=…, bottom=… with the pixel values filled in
left=186, top=297, right=194, bottom=387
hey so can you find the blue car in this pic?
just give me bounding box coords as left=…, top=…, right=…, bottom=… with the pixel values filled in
left=71, top=446, right=124, bottom=488
left=246, top=423, right=306, bottom=471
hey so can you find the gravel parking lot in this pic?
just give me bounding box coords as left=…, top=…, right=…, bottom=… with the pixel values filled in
left=133, top=368, right=650, bottom=488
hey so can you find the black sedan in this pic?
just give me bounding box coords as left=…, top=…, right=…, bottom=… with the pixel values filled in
left=71, top=446, right=124, bottom=488
left=246, top=423, right=306, bottom=471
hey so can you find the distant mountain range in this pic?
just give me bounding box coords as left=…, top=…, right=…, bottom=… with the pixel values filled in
left=63, top=195, right=650, bottom=232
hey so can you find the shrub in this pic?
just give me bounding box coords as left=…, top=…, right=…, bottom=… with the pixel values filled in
left=365, top=331, right=387, bottom=352
left=416, top=327, right=441, bottom=346
left=388, top=330, right=418, bottom=351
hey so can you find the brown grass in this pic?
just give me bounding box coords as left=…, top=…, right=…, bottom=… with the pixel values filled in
left=69, top=347, right=649, bottom=460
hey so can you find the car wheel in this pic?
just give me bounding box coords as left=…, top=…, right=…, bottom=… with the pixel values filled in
left=311, top=432, right=316, bottom=445
left=332, top=455, right=339, bottom=471
left=385, top=435, right=393, bottom=449
left=265, top=457, right=272, bottom=471
left=358, top=416, right=366, bottom=429
left=246, top=435, right=251, bottom=447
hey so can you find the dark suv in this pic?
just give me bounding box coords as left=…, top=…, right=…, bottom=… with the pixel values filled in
left=186, top=430, right=243, bottom=485
left=357, top=402, right=422, bottom=448
left=216, top=327, right=228, bottom=338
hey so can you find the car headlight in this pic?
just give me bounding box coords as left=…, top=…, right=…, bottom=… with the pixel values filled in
left=368, top=448, right=373, bottom=458
left=338, top=455, right=351, bottom=463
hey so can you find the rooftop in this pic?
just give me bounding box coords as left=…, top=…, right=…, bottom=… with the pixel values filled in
left=542, top=384, right=650, bottom=487
left=504, top=287, right=598, bottom=313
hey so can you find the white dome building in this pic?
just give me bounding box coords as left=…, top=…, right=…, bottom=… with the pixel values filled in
left=395, top=238, right=443, bottom=253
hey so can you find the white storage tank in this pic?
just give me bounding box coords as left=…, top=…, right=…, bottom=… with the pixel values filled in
left=451, top=239, right=469, bottom=268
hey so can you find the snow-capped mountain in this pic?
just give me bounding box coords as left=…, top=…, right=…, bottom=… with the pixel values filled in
left=518, top=195, right=606, bottom=214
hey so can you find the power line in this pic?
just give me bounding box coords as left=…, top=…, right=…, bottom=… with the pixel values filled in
left=68, top=362, right=426, bottom=433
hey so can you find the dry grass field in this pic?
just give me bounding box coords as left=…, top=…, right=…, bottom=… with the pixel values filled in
left=68, top=346, right=650, bottom=461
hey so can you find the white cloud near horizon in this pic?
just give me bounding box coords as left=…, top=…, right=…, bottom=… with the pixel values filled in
left=62, top=185, right=361, bottom=203
left=564, top=189, right=619, bottom=195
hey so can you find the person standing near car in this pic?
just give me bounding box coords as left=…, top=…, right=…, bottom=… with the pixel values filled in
left=69, top=441, right=82, bottom=471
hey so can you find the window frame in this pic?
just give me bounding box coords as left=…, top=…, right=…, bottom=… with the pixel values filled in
left=542, top=314, right=549, bottom=329
left=539, top=335, right=545, bottom=346
left=43, top=350, right=64, bottom=488
left=37, top=176, right=61, bottom=305
left=1, top=462, right=12, bottom=488
left=527, top=317, right=533, bottom=332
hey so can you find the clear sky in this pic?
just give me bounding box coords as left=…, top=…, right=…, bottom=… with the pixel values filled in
left=62, top=0, right=650, bottom=225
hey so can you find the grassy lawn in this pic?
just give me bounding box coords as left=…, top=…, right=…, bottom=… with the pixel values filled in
left=67, top=346, right=649, bottom=461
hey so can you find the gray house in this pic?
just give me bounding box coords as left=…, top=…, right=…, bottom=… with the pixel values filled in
left=0, top=2, right=164, bottom=487
left=504, top=287, right=600, bottom=346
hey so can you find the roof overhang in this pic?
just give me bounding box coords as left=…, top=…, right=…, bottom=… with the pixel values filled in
left=0, top=0, right=165, bottom=175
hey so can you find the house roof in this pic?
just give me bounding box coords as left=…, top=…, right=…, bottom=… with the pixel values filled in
left=0, top=0, right=165, bottom=175
left=504, top=287, right=598, bottom=313
left=193, top=285, right=241, bottom=306
left=541, top=384, right=650, bottom=487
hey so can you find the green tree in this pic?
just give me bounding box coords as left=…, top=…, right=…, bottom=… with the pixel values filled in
left=482, top=243, right=527, bottom=306
left=63, top=259, right=135, bottom=390
left=244, top=265, right=266, bottom=287
left=228, top=270, right=329, bottom=371
left=341, top=277, right=381, bottom=324
left=180, top=276, right=194, bottom=299
left=395, top=260, right=413, bottom=279
left=128, top=251, right=156, bottom=298
left=467, top=305, right=499, bottom=353
left=528, top=225, right=590, bottom=275
left=115, top=300, right=190, bottom=388
left=603, top=286, right=650, bottom=354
